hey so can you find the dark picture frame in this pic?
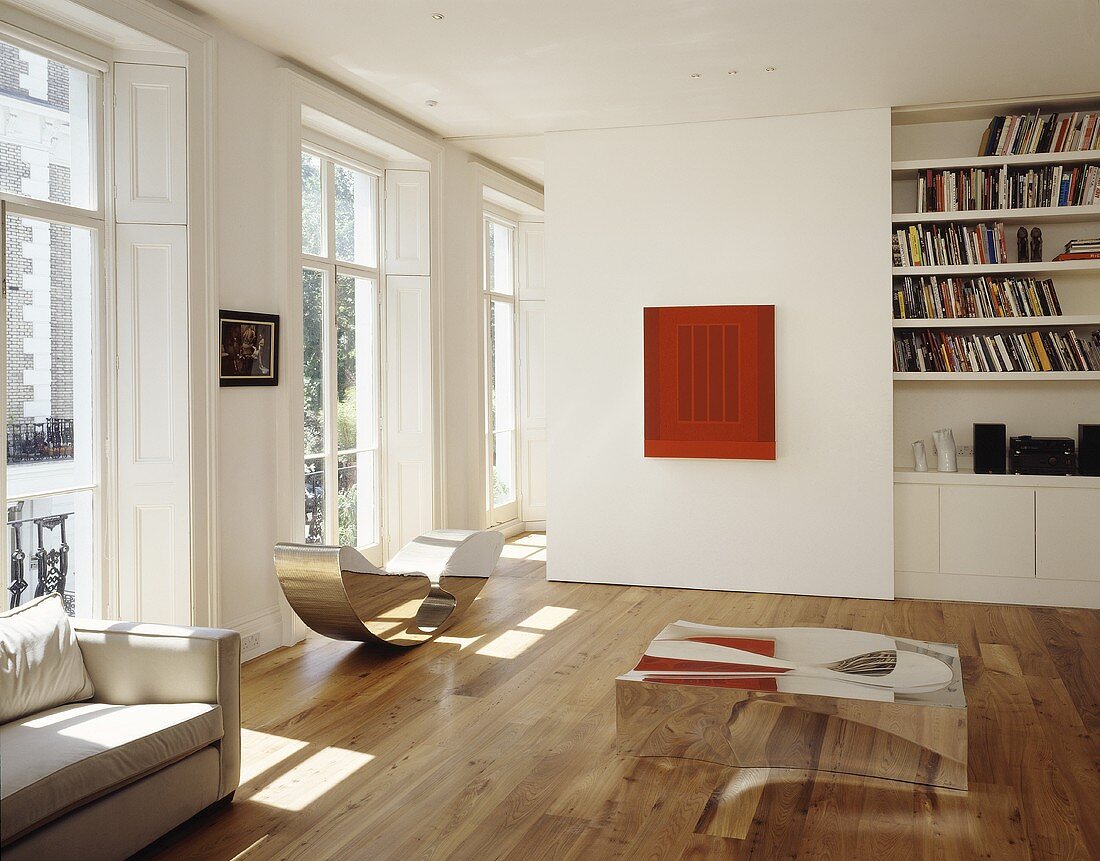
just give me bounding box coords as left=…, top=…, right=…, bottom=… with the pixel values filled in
left=219, top=310, right=280, bottom=387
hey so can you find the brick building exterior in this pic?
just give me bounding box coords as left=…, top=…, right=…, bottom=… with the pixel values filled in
left=1, top=41, right=75, bottom=431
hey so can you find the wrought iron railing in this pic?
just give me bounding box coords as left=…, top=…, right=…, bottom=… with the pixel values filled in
left=7, top=511, right=74, bottom=615
left=7, top=419, right=75, bottom=464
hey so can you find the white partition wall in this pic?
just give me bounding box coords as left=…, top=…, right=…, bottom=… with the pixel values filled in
left=545, top=109, right=894, bottom=599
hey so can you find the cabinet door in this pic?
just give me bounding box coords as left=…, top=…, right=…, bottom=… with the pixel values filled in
left=1036, top=489, right=1100, bottom=582
left=939, top=486, right=1035, bottom=578
left=894, top=484, right=939, bottom=573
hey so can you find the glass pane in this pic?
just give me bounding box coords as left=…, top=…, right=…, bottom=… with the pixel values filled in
left=490, top=299, right=515, bottom=434
left=0, top=41, right=95, bottom=210
left=336, top=453, right=358, bottom=547
left=357, top=451, right=378, bottom=548
left=302, top=268, right=325, bottom=457
left=487, top=221, right=514, bottom=296
left=492, top=430, right=516, bottom=507
left=334, top=165, right=377, bottom=267
left=335, top=274, right=378, bottom=452
left=301, top=152, right=323, bottom=255
left=304, top=458, right=324, bottom=544
left=6, top=215, right=95, bottom=492
left=6, top=491, right=93, bottom=616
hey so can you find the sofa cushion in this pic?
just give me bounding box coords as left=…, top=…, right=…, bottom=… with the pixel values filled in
left=0, top=594, right=94, bottom=724
left=0, top=701, right=223, bottom=845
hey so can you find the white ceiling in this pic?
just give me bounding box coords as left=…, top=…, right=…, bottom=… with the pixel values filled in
left=184, top=0, right=1100, bottom=183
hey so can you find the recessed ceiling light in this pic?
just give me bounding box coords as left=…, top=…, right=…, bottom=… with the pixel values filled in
left=764, top=66, right=776, bottom=72
left=431, top=12, right=444, bottom=20
left=689, top=73, right=702, bottom=78
left=425, top=99, right=438, bottom=107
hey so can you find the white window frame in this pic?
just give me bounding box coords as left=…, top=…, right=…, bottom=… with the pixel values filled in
left=300, top=142, right=385, bottom=559
left=0, top=25, right=111, bottom=618
left=482, top=211, right=520, bottom=527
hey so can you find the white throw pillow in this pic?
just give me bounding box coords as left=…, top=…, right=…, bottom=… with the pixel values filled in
left=0, top=594, right=95, bottom=724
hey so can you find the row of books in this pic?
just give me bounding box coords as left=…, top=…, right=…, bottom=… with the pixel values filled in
left=914, top=164, right=1100, bottom=212
left=893, top=329, right=1100, bottom=374
left=1054, top=237, right=1100, bottom=261
left=1005, top=164, right=1100, bottom=209
left=893, top=222, right=1008, bottom=267
left=892, top=276, right=1062, bottom=320
left=978, top=111, right=1100, bottom=156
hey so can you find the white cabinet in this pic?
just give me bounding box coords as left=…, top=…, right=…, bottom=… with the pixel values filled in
left=1036, top=489, right=1100, bottom=582
left=939, top=486, right=1035, bottom=578
left=894, top=484, right=939, bottom=573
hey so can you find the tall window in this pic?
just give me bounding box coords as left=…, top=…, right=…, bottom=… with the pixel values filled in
left=301, top=149, right=382, bottom=551
left=2, top=37, right=102, bottom=616
left=484, top=216, right=518, bottom=526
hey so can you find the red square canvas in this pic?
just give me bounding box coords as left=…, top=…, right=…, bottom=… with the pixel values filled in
left=644, top=305, right=775, bottom=460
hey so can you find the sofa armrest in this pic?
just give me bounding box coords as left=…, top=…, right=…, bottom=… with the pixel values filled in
left=72, top=620, right=240, bottom=799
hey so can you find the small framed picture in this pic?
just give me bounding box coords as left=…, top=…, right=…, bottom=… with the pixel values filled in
left=219, top=310, right=279, bottom=387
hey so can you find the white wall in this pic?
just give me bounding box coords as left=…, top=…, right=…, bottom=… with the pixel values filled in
left=206, top=23, right=285, bottom=645
left=545, top=109, right=895, bottom=599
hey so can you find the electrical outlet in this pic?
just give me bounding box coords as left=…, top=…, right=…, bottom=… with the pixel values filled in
left=241, top=633, right=260, bottom=652
left=957, top=444, right=974, bottom=457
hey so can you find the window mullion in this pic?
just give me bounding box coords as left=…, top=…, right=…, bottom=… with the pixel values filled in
left=323, top=264, right=340, bottom=543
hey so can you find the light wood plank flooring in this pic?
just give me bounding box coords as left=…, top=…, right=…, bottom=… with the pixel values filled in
left=145, top=534, right=1100, bottom=860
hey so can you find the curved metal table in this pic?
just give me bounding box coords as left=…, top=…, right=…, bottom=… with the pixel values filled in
left=274, top=529, right=504, bottom=647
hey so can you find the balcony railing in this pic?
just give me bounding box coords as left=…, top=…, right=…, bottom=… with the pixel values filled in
left=7, top=419, right=75, bottom=464
left=7, top=511, right=74, bottom=615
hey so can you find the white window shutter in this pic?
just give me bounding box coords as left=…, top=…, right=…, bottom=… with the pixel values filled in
left=114, top=224, right=193, bottom=624
left=518, top=223, right=547, bottom=523
left=518, top=222, right=546, bottom=300
left=114, top=63, right=187, bottom=224
left=384, top=170, right=430, bottom=275
left=385, top=275, right=434, bottom=555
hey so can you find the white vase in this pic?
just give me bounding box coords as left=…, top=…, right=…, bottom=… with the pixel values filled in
left=912, top=440, right=929, bottom=472
left=934, top=428, right=958, bottom=473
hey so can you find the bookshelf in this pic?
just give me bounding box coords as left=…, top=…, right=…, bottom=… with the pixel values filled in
left=890, top=97, right=1100, bottom=609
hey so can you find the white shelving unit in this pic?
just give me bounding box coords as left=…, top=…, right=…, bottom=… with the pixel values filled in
left=892, top=205, right=1100, bottom=225
left=892, top=315, right=1100, bottom=329
left=890, top=97, right=1100, bottom=608
left=893, top=260, right=1100, bottom=276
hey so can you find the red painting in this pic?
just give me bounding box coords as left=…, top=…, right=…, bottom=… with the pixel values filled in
left=643, top=305, right=775, bottom=460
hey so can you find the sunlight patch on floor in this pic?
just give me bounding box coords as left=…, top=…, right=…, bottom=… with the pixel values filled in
left=435, top=634, right=484, bottom=649
left=239, top=728, right=310, bottom=784
left=476, top=629, right=543, bottom=659
left=518, top=605, right=577, bottom=630
left=249, top=745, right=375, bottom=811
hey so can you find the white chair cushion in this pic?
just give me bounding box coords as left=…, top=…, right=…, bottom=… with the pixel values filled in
left=0, top=594, right=94, bottom=724
left=0, top=701, right=223, bottom=844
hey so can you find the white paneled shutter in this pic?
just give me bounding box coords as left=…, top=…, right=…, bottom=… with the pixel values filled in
left=114, top=64, right=192, bottom=624
left=518, top=222, right=547, bottom=523
left=384, top=171, right=433, bottom=556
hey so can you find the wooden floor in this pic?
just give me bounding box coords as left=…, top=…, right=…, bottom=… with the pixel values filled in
left=147, top=534, right=1100, bottom=860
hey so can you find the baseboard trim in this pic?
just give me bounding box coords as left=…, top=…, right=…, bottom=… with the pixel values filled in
left=895, top=570, right=1100, bottom=609
left=523, top=520, right=546, bottom=532
left=223, top=606, right=284, bottom=662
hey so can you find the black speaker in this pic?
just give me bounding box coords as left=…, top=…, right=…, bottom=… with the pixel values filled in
left=1080, top=424, right=1100, bottom=477
left=973, top=423, right=1007, bottom=474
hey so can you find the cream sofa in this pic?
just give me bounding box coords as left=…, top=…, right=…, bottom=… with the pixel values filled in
left=0, top=619, right=240, bottom=860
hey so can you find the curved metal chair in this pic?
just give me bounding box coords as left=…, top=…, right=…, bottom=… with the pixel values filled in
left=273, top=529, right=504, bottom=647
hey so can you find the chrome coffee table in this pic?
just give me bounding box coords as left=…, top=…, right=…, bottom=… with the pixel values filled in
left=616, top=621, right=967, bottom=790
